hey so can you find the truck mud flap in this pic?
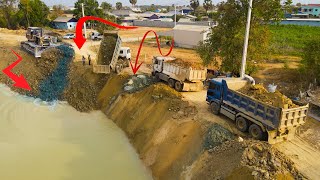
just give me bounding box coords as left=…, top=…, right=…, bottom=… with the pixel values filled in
left=182, top=82, right=203, bottom=92
left=267, top=128, right=296, bottom=144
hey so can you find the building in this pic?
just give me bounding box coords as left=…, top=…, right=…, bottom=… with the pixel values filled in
left=173, top=25, right=210, bottom=49
left=300, top=4, right=320, bottom=17
left=52, top=17, right=78, bottom=30
left=112, top=10, right=136, bottom=17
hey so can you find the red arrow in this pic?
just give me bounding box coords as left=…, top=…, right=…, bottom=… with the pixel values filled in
left=2, top=50, right=31, bottom=91
left=130, top=30, right=174, bottom=74
left=74, top=16, right=137, bottom=49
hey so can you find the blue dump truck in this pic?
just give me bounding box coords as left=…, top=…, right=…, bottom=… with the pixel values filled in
left=206, top=78, right=309, bottom=144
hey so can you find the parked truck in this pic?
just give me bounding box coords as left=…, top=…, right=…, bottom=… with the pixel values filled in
left=93, top=31, right=131, bottom=74
left=206, top=78, right=309, bottom=144
left=152, top=56, right=207, bottom=91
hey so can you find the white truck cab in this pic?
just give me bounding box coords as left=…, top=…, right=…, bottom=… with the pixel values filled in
left=119, top=47, right=131, bottom=60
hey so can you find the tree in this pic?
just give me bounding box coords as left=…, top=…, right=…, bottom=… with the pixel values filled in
left=49, top=4, right=64, bottom=21
left=203, top=0, right=213, bottom=14
left=284, top=0, right=293, bottom=14
left=190, top=0, right=199, bottom=14
left=196, top=0, right=283, bottom=75
left=101, top=2, right=112, bottom=12
left=0, top=0, right=18, bottom=29
left=129, top=0, right=137, bottom=7
left=73, top=0, right=103, bottom=19
left=301, top=39, right=320, bottom=83
left=18, top=0, right=50, bottom=27
left=116, top=2, right=122, bottom=10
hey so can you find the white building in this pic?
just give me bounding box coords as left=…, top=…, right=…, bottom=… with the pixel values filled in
left=173, top=25, right=211, bottom=49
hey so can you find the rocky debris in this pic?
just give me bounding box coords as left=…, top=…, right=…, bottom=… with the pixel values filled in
left=208, top=140, right=304, bottom=179
left=62, top=63, right=110, bottom=112
left=204, top=124, right=235, bottom=150
left=241, top=141, right=303, bottom=179
left=167, top=58, right=204, bottom=69
left=239, top=84, right=299, bottom=109
left=38, top=45, right=74, bottom=102
left=123, top=74, right=153, bottom=93
left=97, top=36, right=117, bottom=65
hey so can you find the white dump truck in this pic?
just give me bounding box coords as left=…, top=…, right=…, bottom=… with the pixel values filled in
left=152, top=56, right=207, bottom=91
left=93, top=31, right=131, bottom=74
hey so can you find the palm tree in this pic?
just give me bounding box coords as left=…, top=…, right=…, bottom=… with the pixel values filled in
left=129, top=0, right=137, bottom=7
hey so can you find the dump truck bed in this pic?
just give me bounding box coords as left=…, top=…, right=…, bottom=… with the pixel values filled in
left=221, top=79, right=308, bottom=143
left=162, top=62, right=207, bottom=82
left=93, top=31, right=122, bottom=74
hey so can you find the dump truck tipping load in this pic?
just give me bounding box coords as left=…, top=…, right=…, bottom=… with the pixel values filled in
left=206, top=78, right=309, bottom=144
left=152, top=56, right=207, bottom=91
left=93, top=31, right=130, bottom=74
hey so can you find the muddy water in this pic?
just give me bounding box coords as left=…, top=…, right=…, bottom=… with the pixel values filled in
left=0, top=84, right=152, bottom=180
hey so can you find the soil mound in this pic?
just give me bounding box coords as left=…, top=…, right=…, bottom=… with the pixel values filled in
left=97, top=36, right=117, bottom=65
left=192, top=139, right=303, bottom=180
left=167, top=58, right=203, bottom=69
left=239, top=84, right=299, bottom=109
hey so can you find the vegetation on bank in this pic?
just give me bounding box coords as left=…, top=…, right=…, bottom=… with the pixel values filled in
left=269, top=25, right=320, bottom=57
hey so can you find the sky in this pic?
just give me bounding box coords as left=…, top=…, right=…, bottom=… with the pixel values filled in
left=43, top=0, right=320, bottom=7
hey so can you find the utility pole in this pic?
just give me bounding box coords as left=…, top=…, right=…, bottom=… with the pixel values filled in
left=240, top=0, right=253, bottom=79
left=82, top=3, right=87, bottom=39
left=174, top=4, right=177, bottom=27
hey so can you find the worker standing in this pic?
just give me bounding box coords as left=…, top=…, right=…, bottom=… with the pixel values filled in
left=88, top=55, right=91, bottom=66
left=82, top=56, right=86, bottom=66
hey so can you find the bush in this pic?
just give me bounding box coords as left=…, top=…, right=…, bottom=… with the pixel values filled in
left=300, top=39, right=320, bottom=83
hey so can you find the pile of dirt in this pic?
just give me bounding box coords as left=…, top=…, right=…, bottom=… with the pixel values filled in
left=192, top=139, right=303, bottom=180
left=239, top=84, right=299, bottom=109
left=97, top=36, right=117, bottom=65
left=62, top=63, right=110, bottom=112
left=167, top=58, right=204, bottom=69
left=241, top=141, right=303, bottom=179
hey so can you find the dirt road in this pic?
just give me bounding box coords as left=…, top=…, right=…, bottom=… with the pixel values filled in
left=275, top=137, right=320, bottom=179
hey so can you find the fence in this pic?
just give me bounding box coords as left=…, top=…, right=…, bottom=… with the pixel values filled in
left=133, top=20, right=213, bottom=28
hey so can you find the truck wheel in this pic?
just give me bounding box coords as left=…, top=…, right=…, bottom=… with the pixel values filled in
left=116, top=65, right=121, bottom=74
left=175, top=82, right=183, bottom=92
left=236, top=117, right=249, bottom=132
left=249, top=124, right=264, bottom=140
left=210, top=102, right=220, bottom=115
left=168, top=79, right=175, bottom=88
left=154, top=73, right=160, bottom=82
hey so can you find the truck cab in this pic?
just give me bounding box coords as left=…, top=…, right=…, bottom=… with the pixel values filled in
left=119, top=47, right=131, bottom=60
left=152, top=56, right=176, bottom=74
left=206, top=79, right=223, bottom=104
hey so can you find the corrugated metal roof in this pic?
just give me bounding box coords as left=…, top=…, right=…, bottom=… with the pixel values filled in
left=53, top=17, right=77, bottom=23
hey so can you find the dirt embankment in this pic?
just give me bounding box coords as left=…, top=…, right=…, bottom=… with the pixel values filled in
left=99, top=79, right=204, bottom=179
left=97, top=76, right=304, bottom=180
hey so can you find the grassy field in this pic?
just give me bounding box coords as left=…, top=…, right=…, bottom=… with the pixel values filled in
left=269, top=25, right=320, bottom=57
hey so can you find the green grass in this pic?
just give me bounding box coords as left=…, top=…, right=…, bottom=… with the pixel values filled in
left=269, top=25, right=320, bottom=57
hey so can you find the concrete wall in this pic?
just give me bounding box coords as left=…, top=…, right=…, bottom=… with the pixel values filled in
left=133, top=20, right=212, bottom=28
left=279, top=20, right=320, bottom=27
left=173, top=29, right=208, bottom=49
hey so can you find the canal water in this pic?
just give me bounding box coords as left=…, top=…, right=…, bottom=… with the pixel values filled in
left=0, top=84, right=152, bottom=180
